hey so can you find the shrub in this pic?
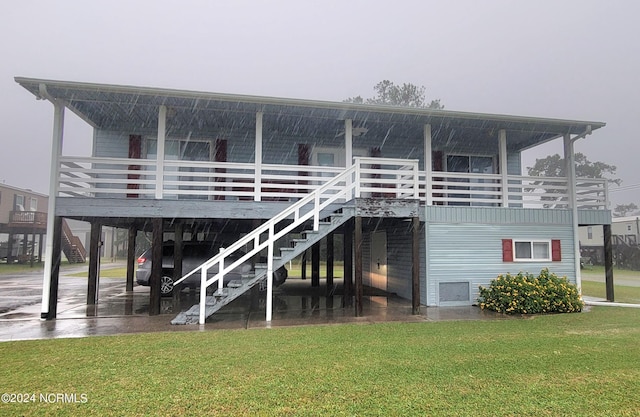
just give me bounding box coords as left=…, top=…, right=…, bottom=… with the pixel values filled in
left=478, top=268, right=583, bottom=314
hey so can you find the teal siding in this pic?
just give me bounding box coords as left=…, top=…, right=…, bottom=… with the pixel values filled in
left=387, top=230, right=412, bottom=299
left=426, top=222, right=575, bottom=306
left=578, top=209, right=612, bottom=226
left=507, top=151, right=521, bottom=175
left=94, top=130, right=129, bottom=158
left=426, top=206, right=573, bottom=224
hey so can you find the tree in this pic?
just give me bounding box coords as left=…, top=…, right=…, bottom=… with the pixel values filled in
left=527, top=153, right=621, bottom=208
left=613, top=203, right=639, bottom=217
left=344, top=80, right=443, bottom=109
left=527, top=153, right=621, bottom=185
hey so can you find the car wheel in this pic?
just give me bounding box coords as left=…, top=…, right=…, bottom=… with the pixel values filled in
left=160, top=275, right=174, bottom=296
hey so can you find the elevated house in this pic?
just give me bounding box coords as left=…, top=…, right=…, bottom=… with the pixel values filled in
left=0, top=183, right=48, bottom=264
left=16, top=77, right=613, bottom=323
left=580, top=216, right=640, bottom=269
left=0, top=183, right=85, bottom=265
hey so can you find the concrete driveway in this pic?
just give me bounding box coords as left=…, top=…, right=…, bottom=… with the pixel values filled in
left=0, top=263, right=508, bottom=342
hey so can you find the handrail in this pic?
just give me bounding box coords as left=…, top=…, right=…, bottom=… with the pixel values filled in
left=173, top=157, right=419, bottom=323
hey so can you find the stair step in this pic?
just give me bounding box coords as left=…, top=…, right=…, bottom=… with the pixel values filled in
left=171, top=205, right=353, bottom=325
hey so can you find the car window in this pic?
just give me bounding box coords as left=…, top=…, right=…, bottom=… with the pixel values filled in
left=162, top=246, right=174, bottom=257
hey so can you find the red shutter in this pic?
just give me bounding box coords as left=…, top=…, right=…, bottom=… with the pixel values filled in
left=214, top=139, right=227, bottom=201
left=127, top=135, right=142, bottom=198
left=551, top=239, right=562, bottom=261
left=432, top=151, right=443, bottom=171
left=502, top=239, right=513, bottom=262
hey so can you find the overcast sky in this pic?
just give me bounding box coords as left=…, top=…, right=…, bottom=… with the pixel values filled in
left=1, top=0, right=638, bottom=206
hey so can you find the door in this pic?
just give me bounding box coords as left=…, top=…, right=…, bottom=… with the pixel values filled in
left=370, top=231, right=387, bottom=291
left=178, top=141, right=211, bottom=200
left=445, top=154, right=496, bottom=206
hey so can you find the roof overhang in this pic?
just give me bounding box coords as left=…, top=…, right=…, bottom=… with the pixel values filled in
left=16, top=77, right=605, bottom=152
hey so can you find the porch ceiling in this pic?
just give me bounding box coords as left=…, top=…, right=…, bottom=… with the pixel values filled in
left=16, top=77, right=605, bottom=152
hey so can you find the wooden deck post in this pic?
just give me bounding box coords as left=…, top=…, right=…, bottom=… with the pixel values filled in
left=126, top=226, right=136, bottom=292
left=311, top=242, right=320, bottom=287
left=326, top=232, right=334, bottom=295
left=46, top=217, right=63, bottom=319
left=603, top=224, right=615, bottom=302
left=87, top=221, right=101, bottom=307
left=301, top=250, right=307, bottom=280
left=149, top=218, right=163, bottom=316
left=38, top=233, right=44, bottom=263
left=343, top=219, right=353, bottom=307
left=30, top=230, right=36, bottom=267
left=412, top=216, right=420, bottom=314
left=354, top=216, right=363, bottom=317
left=172, top=221, right=184, bottom=308
left=6, top=233, right=14, bottom=264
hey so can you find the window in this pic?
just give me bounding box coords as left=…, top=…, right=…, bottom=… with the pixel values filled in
left=628, top=225, right=632, bottom=232
left=502, top=239, right=561, bottom=262
left=587, top=226, right=593, bottom=240
left=29, top=197, right=37, bottom=211
left=14, top=194, right=24, bottom=211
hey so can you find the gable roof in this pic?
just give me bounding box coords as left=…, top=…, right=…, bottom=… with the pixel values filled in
left=15, top=77, right=605, bottom=152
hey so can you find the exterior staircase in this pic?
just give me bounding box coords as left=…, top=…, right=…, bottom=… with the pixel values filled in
left=171, top=208, right=353, bottom=324
left=61, top=219, right=86, bottom=263
left=170, top=157, right=419, bottom=325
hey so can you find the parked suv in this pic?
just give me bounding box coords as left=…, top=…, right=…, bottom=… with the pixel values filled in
left=136, top=241, right=287, bottom=296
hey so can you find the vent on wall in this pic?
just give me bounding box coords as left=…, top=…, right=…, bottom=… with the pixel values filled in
left=439, top=282, right=470, bottom=303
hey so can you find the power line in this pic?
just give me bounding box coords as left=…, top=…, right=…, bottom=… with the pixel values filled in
left=610, top=183, right=640, bottom=193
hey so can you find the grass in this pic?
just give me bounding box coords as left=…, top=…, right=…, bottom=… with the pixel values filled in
left=287, top=260, right=344, bottom=279
left=581, top=265, right=640, bottom=280
left=0, top=307, right=639, bottom=416
left=582, top=281, right=640, bottom=304
left=581, top=266, right=640, bottom=304
left=0, top=260, right=127, bottom=278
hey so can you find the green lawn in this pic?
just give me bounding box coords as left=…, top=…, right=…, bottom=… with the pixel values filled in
left=581, top=265, right=640, bottom=280
left=1, top=307, right=639, bottom=416
left=0, top=261, right=128, bottom=278
left=581, top=266, right=640, bottom=304
left=287, top=260, right=344, bottom=279
left=582, top=281, right=640, bottom=304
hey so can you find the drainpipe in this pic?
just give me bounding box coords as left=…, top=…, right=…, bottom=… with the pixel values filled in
left=38, top=83, right=64, bottom=319
left=564, top=125, right=592, bottom=295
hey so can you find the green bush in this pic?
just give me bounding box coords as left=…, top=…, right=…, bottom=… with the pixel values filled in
left=478, top=268, right=583, bottom=314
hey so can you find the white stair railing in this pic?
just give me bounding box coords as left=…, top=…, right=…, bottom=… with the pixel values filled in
left=173, top=157, right=419, bottom=324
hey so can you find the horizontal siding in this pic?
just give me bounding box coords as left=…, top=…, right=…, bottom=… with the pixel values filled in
left=387, top=229, right=412, bottom=300
left=426, top=206, right=572, bottom=224
left=94, top=130, right=129, bottom=158
left=426, top=223, right=575, bottom=306
left=507, top=151, right=521, bottom=175
left=578, top=209, right=612, bottom=226
left=362, top=232, right=371, bottom=286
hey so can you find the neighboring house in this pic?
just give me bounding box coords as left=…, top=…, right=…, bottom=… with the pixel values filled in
left=0, top=183, right=86, bottom=265
left=65, top=219, right=123, bottom=260
left=0, top=183, right=48, bottom=263
left=580, top=216, right=640, bottom=267
left=16, top=77, right=612, bottom=323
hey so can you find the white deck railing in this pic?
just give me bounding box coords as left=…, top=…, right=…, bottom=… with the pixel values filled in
left=56, top=156, right=608, bottom=210
left=170, top=158, right=418, bottom=323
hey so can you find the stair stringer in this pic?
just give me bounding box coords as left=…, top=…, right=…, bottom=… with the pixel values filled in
left=170, top=206, right=355, bottom=325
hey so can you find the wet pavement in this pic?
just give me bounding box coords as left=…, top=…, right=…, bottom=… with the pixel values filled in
left=0, top=263, right=505, bottom=342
